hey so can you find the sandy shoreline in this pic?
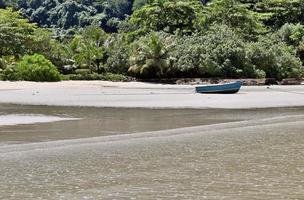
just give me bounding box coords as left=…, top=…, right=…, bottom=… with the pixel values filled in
left=1, top=80, right=304, bottom=109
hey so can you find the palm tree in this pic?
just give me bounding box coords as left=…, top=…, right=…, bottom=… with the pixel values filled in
left=128, top=33, right=170, bottom=78
left=0, top=56, right=15, bottom=69
left=69, top=26, right=108, bottom=73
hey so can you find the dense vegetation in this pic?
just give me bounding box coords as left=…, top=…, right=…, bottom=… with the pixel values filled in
left=1, top=0, right=304, bottom=81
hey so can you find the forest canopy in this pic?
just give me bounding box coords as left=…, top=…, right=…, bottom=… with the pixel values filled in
left=1, top=0, right=304, bottom=81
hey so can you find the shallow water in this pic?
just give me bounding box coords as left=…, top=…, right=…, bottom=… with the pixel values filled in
left=0, top=104, right=304, bottom=199
left=0, top=104, right=240, bottom=144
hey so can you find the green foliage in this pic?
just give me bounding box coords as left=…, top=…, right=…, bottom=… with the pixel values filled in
left=127, top=0, right=205, bottom=38
left=276, top=23, right=304, bottom=46
left=62, top=72, right=127, bottom=81
left=170, top=25, right=260, bottom=78
left=132, top=0, right=151, bottom=10
left=0, top=8, right=51, bottom=58
left=205, top=0, right=266, bottom=38
left=15, top=54, right=61, bottom=82
left=105, top=34, right=131, bottom=74
left=45, top=40, right=71, bottom=70
left=298, top=41, right=304, bottom=62
left=1, top=0, right=304, bottom=81
left=257, top=0, right=304, bottom=29
left=0, top=56, right=16, bottom=69
left=2, top=0, right=133, bottom=38
left=0, top=67, right=19, bottom=81
left=69, top=26, right=109, bottom=72
left=247, top=36, right=304, bottom=80
left=129, top=32, right=171, bottom=78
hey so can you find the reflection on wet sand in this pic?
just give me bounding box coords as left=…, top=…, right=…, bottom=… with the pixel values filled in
left=0, top=104, right=304, bottom=199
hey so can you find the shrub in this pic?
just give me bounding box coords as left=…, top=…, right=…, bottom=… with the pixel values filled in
left=170, top=25, right=256, bottom=78
left=0, top=56, right=16, bottom=69
left=15, top=54, right=61, bottom=82
left=169, top=25, right=304, bottom=80
left=0, top=56, right=17, bottom=80
left=247, top=36, right=304, bottom=80
left=62, top=72, right=127, bottom=81
left=276, top=23, right=304, bottom=46
left=0, top=67, right=19, bottom=81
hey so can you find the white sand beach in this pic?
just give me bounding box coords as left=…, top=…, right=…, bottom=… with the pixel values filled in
left=0, top=81, right=304, bottom=108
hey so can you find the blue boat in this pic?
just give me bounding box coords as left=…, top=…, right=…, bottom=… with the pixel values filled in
left=195, top=81, right=242, bottom=94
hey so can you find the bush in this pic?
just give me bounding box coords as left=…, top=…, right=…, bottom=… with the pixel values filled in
left=247, top=36, right=304, bottom=80
left=168, top=25, right=304, bottom=80
left=170, top=25, right=258, bottom=78
left=276, top=23, right=304, bottom=46
left=0, top=67, right=19, bottom=81
left=15, top=54, right=61, bottom=82
left=62, top=72, right=127, bottom=81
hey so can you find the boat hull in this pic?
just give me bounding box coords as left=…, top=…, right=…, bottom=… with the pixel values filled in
left=195, top=81, right=242, bottom=94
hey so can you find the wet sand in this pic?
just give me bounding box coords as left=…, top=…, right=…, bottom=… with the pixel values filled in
left=0, top=81, right=304, bottom=108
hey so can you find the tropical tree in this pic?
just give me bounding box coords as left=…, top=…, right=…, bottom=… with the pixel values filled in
left=247, top=36, right=304, bottom=80
left=1, top=0, right=133, bottom=38
left=258, top=0, right=304, bottom=29
left=0, top=8, right=50, bottom=58
left=127, top=0, right=205, bottom=39
left=0, top=56, right=16, bottom=69
left=171, top=24, right=258, bottom=78
left=106, top=34, right=131, bottom=74
left=69, top=26, right=109, bottom=73
left=132, top=0, right=151, bottom=10
left=128, top=32, right=171, bottom=78
left=275, top=23, right=304, bottom=45
left=205, top=0, right=266, bottom=39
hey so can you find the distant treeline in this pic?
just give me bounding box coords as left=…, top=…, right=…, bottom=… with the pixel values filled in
left=1, top=0, right=304, bottom=81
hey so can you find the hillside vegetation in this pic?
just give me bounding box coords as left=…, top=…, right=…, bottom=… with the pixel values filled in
left=1, top=0, right=304, bottom=81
